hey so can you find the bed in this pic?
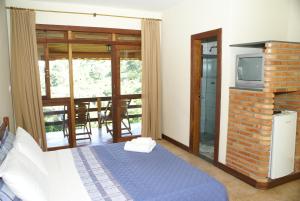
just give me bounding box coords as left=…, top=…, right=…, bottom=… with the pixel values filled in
left=0, top=118, right=228, bottom=201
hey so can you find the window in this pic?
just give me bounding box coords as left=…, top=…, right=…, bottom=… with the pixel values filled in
left=74, top=59, right=112, bottom=98
left=120, top=49, right=142, bottom=95
left=48, top=43, right=70, bottom=98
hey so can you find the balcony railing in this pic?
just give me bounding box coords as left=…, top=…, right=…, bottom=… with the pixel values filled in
left=43, top=94, right=141, bottom=128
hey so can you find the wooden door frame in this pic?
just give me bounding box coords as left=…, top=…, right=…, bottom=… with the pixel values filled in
left=189, top=28, right=222, bottom=162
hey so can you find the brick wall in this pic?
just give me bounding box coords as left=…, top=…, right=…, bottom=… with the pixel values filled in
left=227, top=41, right=300, bottom=182
left=274, top=92, right=300, bottom=172
left=264, top=42, right=300, bottom=93
left=226, top=89, right=274, bottom=182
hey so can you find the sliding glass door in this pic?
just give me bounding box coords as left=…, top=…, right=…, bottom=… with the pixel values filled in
left=36, top=26, right=142, bottom=149
left=112, top=45, right=142, bottom=142
left=38, top=42, right=72, bottom=149
left=72, top=43, right=113, bottom=145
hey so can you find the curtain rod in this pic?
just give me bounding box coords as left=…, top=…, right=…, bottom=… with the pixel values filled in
left=5, top=6, right=162, bottom=21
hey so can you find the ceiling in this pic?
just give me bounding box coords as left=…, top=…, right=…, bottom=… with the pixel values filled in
left=30, top=0, right=183, bottom=12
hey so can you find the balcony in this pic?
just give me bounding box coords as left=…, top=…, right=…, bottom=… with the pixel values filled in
left=43, top=95, right=141, bottom=148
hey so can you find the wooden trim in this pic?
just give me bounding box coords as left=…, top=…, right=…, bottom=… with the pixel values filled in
left=44, top=43, right=51, bottom=99
left=36, top=24, right=141, bottom=35
left=68, top=31, right=76, bottom=148
left=0, top=117, right=9, bottom=142
left=111, top=45, right=118, bottom=142
left=266, top=172, right=300, bottom=189
left=162, top=134, right=190, bottom=152
left=37, top=38, right=141, bottom=46
left=47, top=145, right=70, bottom=151
left=214, top=29, right=222, bottom=161
left=189, top=28, right=222, bottom=163
left=116, top=135, right=141, bottom=142
left=3, top=117, right=9, bottom=130
left=214, top=161, right=258, bottom=187
left=42, top=98, right=70, bottom=105
left=215, top=161, right=300, bottom=189
left=115, top=45, right=141, bottom=50
left=189, top=39, right=201, bottom=154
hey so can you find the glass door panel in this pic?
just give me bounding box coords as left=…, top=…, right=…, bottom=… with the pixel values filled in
left=43, top=101, right=70, bottom=148
left=120, top=55, right=142, bottom=95
left=72, top=43, right=113, bottom=144
left=114, top=46, right=142, bottom=142
left=48, top=43, right=70, bottom=98
left=42, top=42, right=72, bottom=149
left=199, top=39, right=218, bottom=160
left=73, top=44, right=112, bottom=98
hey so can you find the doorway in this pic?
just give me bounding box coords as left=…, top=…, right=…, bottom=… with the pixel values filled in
left=190, top=28, right=222, bottom=162
left=36, top=25, right=142, bottom=150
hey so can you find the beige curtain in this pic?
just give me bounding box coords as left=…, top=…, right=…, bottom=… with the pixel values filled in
left=141, top=19, right=161, bottom=139
left=10, top=9, right=46, bottom=150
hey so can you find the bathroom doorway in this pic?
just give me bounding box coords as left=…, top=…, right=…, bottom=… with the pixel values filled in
left=190, top=29, right=222, bottom=162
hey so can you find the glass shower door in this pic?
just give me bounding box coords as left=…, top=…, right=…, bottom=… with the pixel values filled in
left=199, top=40, right=217, bottom=160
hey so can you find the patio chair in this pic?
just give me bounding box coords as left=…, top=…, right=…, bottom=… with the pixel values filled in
left=62, top=102, right=92, bottom=140
left=102, top=99, right=133, bottom=136
left=75, top=102, right=92, bottom=141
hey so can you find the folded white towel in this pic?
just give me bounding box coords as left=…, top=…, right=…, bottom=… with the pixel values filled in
left=124, top=137, right=156, bottom=153
left=131, top=137, right=153, bottom=144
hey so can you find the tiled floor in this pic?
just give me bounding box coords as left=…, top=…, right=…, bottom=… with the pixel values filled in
left=200, top=142, right=214, bottom=159
left=158, top=140, right=300, bottom=201
left=46, top=122, right=141, bottom=148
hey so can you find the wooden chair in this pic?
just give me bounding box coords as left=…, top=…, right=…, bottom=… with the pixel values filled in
left=75, top=102, right=92, bottom=141
left=102, top=99, right=132, bottom=136
left=62, top=102, right=92, bottom=141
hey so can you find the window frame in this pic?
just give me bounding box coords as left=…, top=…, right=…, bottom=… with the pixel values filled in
left=36, top=24, right=141, bottom=100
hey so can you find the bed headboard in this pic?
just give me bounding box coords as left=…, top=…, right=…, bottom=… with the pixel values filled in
left=0, top=117, right=9, bottom=141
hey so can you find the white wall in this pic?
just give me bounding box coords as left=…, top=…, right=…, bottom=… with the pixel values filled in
left=5, top=0, right=162, bottom=29
left=161, top=0, right=230, bottom=152
left=161, top=0, right=300, bottom=164
left=229, top=0, right=290, bottom=44
left=287, top=0, right=300, bottom=41
left=0, top=0, right=14, bottom=130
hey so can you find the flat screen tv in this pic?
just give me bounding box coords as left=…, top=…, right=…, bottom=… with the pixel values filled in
left=235, top=53, right=264, bottom=89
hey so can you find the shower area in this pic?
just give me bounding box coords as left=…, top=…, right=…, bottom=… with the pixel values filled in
left=199, top=39, right=217, bottom=160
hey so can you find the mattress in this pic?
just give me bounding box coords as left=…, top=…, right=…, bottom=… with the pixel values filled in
left=45, top=143, right=228, bottom=201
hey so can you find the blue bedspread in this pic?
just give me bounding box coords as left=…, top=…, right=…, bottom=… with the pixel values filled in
left=73, top=143, right=228, bottom=201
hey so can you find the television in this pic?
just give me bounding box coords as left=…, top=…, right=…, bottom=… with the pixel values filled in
left=235, top=53, right=264, bottom=89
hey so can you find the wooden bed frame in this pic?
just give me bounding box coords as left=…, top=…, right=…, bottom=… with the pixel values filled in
left=0, top=117, right=9, bottom=140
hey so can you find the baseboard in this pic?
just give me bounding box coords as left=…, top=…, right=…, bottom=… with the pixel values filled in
left=266, top=171, right=300, bottom=189
left=215, top=161, right=300, bottom=189
left=161, top=134, right=190, bottom=152
left=214, top=161, right=259, bottom=188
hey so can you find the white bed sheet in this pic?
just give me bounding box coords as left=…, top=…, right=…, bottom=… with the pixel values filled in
left=45, top=149, right=91, bottom=201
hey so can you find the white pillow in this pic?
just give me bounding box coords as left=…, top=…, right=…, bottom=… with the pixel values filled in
left=14, top=127, right=48, bottom=175
left=0, top=148, right=48, bottom=201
